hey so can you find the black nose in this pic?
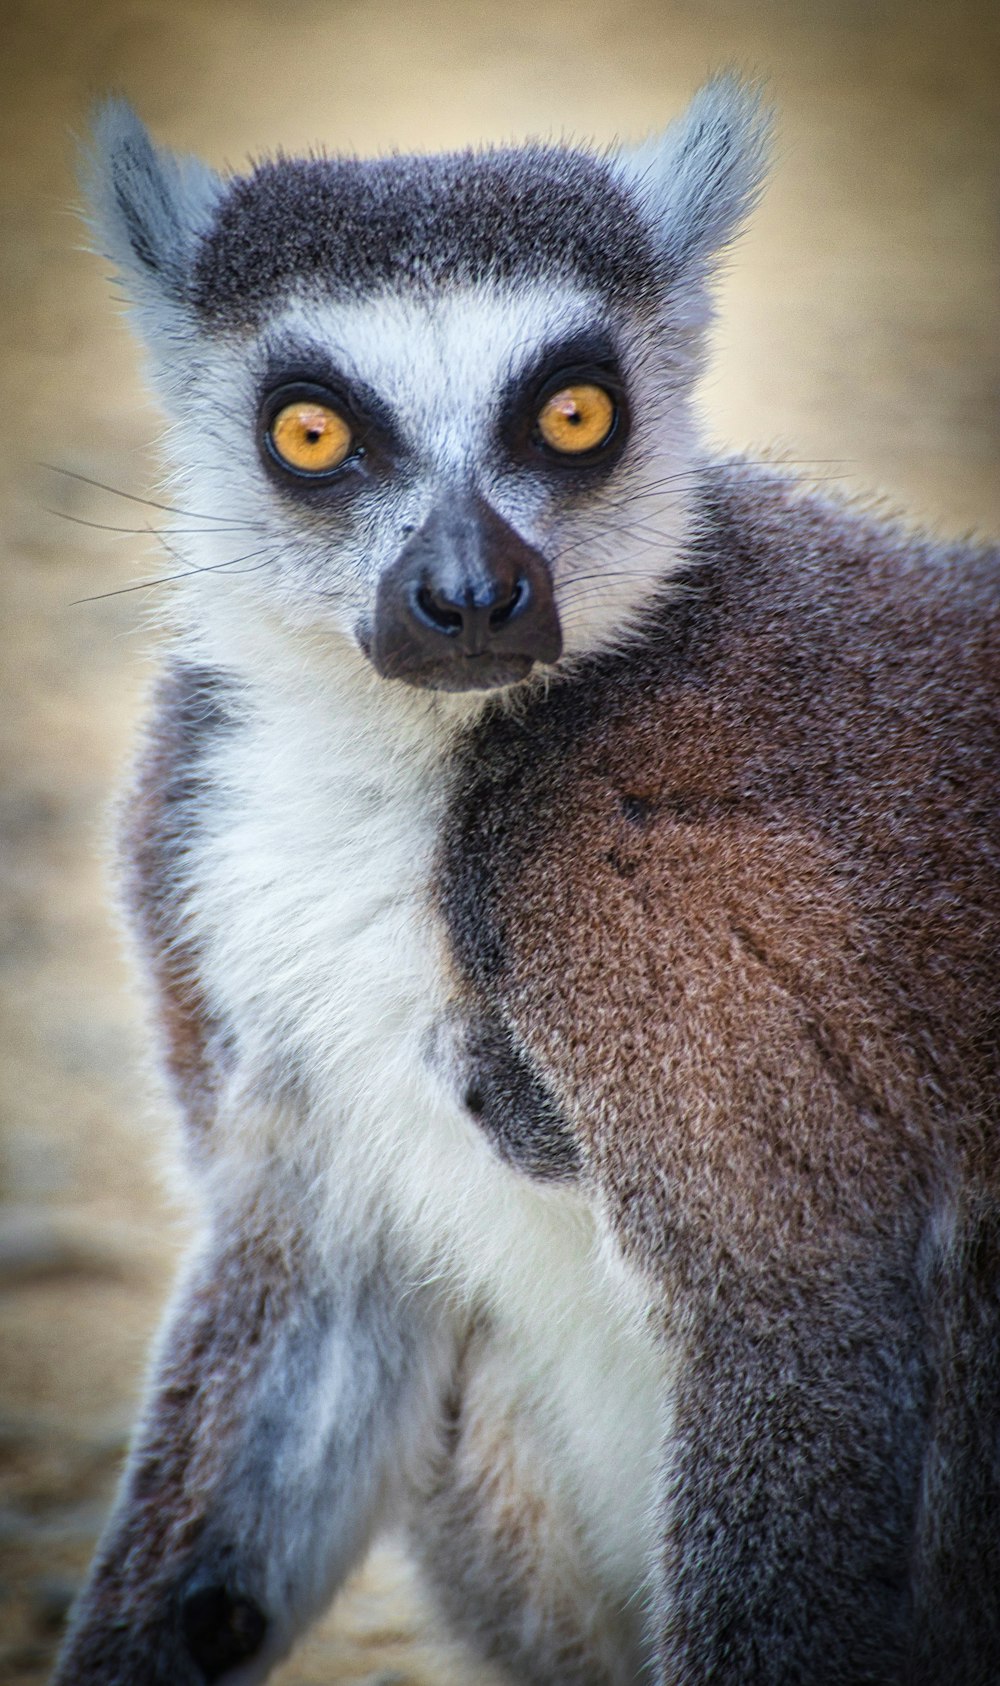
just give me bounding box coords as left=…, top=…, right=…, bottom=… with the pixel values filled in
left=371, top=495, right=562, bottom=691
left=412, top=572, right=529, bottom=652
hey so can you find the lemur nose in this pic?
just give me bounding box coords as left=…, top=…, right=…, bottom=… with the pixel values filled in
left=412, top=573, right=528, bottom=654
left=371, top=495, right=563, bottom=691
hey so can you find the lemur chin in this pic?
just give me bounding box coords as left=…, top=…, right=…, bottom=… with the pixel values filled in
left=55, top=76, right=1000, bottom=1686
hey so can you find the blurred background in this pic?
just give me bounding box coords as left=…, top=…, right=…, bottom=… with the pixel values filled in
left=1, top=1, right=997, bottom=1680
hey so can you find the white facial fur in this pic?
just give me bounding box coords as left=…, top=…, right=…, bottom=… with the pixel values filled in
left=146, top=277, right=701, bottom=689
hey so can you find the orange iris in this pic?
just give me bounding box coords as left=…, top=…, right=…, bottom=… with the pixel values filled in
left=269, top=401, right=353, bottom=473
left=536, top=383, right=616, bottom=454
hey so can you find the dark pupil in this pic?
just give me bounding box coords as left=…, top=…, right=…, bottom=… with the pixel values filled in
left=306, top=427, right=322, bottom=442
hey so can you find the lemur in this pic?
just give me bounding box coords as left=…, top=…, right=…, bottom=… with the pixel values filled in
left=54, top=77, right=999, bottom=1685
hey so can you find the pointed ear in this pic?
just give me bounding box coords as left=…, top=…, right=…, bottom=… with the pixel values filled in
left=613, top=76, right=773, bottom=280
left=82, top=99, right=222, bottom=305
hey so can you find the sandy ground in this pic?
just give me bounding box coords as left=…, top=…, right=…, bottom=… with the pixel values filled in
left=0, top=1, right=997, bottom=1680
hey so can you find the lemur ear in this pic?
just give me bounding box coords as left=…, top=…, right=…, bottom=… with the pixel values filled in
left=613, top=75, right=773, bottom=280
left=83, top=99, right=222, bottom=305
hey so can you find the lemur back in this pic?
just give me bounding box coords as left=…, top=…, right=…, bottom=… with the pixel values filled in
left=55, top=80, right=1000, bottom=1685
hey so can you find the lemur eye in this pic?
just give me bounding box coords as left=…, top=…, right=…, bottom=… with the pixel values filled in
left=536, top=383, right=616, bottom=456
left=268, top=400, right=353, bottom=475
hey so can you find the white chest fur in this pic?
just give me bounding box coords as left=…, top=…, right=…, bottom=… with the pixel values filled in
left=180, top=641, right=666, bottom=1604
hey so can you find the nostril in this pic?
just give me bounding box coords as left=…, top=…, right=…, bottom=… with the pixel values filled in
left=415, top=585, right=464, bottom=634
left=488, top=578, right=527, bottom=630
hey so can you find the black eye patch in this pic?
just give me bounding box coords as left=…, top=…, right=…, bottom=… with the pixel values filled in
left=255, top=343, right=405, bottom=486
left=497, top=329, right=629, bottom=472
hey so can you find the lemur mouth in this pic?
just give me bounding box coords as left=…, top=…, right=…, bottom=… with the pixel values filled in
left=369, top=494, right=563, bottom=691
left=381, top=651, right=539, bottom=693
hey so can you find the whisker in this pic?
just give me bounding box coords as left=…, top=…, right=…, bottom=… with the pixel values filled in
left=148, top=524, right=190, bottom=569
left=41, top=464, right=261, bottom=528
left=47, top=509, right=259, bottom=537
left=553, top=518, right=682, bottom=565
left=552, top=525, right=661, bottom=566
left=560, top=581, right=662, bottom=608
left=560, top=566, right=665, bottom=591
left=598, top=518, right=682, bottom=544
left=560, top=591, right=657, bottom=614
left=552, top=456, right=856, bottom=570
left=595, top=457, right=854, bottom=505
left=70, top=546, right=276, bottom=605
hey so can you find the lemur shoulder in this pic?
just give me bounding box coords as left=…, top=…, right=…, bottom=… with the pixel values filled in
left=54, top=78, right=1000, bottom=1686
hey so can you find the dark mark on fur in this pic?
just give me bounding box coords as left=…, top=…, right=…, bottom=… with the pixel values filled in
left=730, top=922, right=901, bottom=1131
left=464, top=1013, right=581, bottom=1181
left=192, top=147, right=663, bottom=328
left=120, top=663, right=237, bottom=1136
left=620, top=792, right=657, bottom=826
left=179, top=1580, right=268, bottom=1680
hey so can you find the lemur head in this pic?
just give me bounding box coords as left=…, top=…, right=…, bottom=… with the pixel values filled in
left=87, top=80, right=769, bottom=693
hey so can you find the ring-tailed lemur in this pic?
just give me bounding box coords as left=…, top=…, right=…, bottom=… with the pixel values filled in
left=55, top=78, right=1000, bottom=1685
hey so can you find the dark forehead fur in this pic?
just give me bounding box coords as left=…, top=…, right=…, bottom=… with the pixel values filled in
left=192, top=144, right=660, bottom=327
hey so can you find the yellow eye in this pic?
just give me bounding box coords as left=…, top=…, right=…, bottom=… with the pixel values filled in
left=268, top=400, right=353, bottom=474
left=536, top=383, right=616, bottom=455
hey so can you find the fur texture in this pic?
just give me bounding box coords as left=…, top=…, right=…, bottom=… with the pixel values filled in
left=56, top=79, right=999, bottom=1686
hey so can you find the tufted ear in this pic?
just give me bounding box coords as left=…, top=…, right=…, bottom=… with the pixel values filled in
left=613, top=75, right=773, bottom=281
left=82, top=99, right=222, bottom=306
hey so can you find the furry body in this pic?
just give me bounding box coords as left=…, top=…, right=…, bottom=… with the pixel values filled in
left=55, top=84, right=1000, bottom=1684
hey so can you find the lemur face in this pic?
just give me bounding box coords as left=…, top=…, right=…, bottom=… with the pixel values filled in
left=88, top=88, right=769, bottom=690
left=174, top=281, right=696, bottom=689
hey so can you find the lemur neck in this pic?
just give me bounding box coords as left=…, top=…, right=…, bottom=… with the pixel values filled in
left=176, top=590, right=496, bottom=786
